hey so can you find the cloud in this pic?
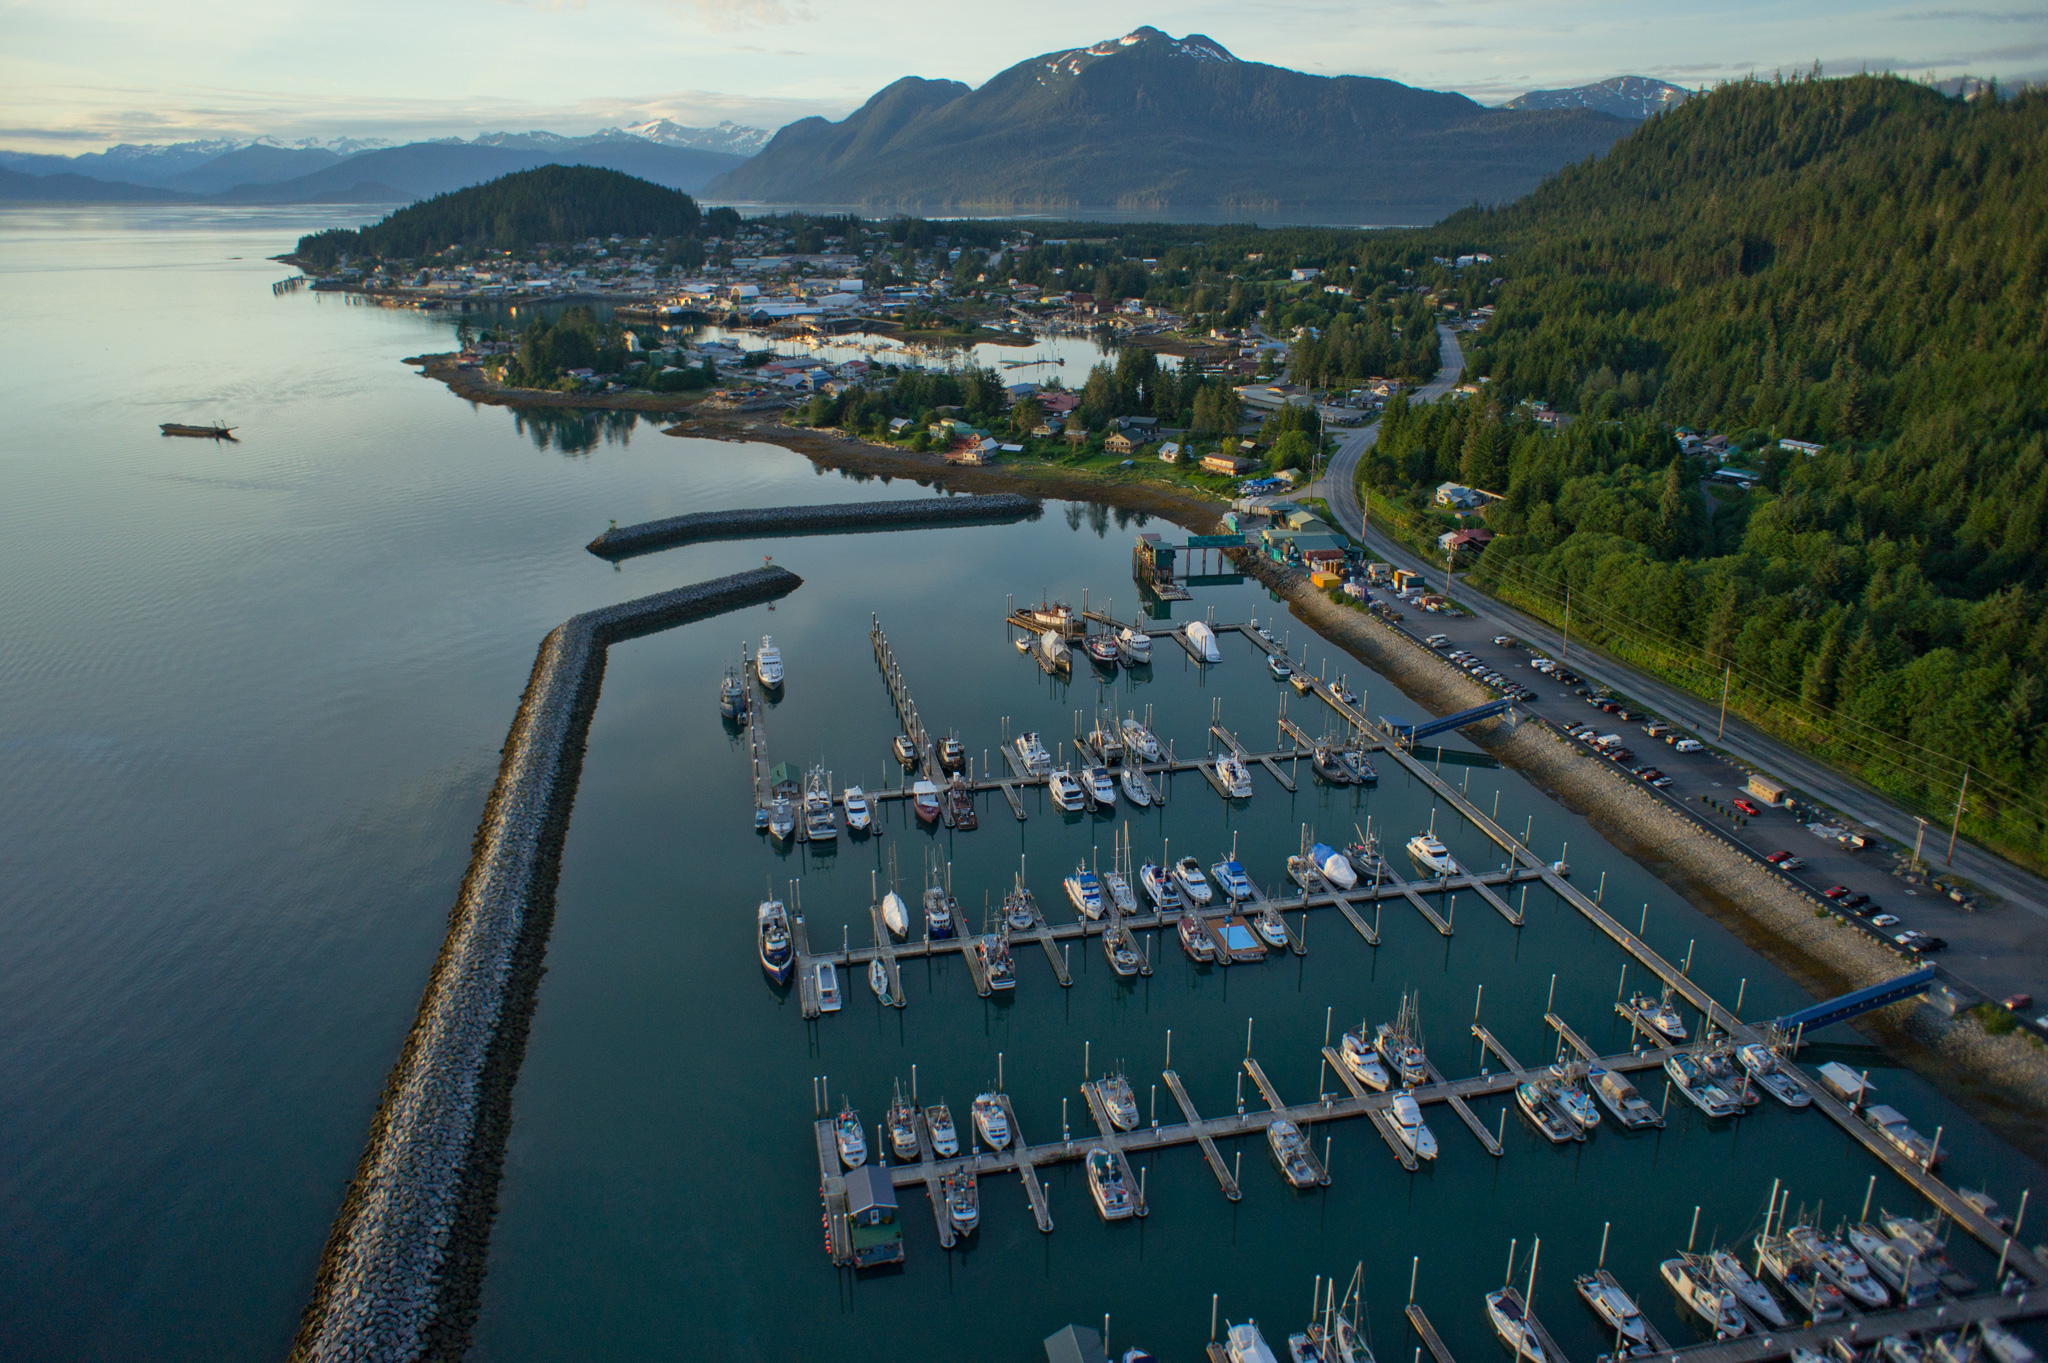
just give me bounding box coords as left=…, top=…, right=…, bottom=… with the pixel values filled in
left=675, top=0, right=811, bottom=29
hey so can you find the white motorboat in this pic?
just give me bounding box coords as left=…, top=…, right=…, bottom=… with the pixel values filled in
left=1099, top=1072, right=1140, bottom=1130
left=1339, top=1024, right=1392, bottom=1090
left=945, top=1169, right=979, bottom=1234
left=1630, top=990, right=1688, bottom=1042
left=755, top=636, right=784, bottom=688
left=1706, top=1247, right=1789, bottom=1330
left=1014, top=731, right=1053, bottom=776
left=1310, top=842, right=1358, bottom=889
left=802, top=766, right=838, bottom=841
left=1174, top=855, right=1216, bottom=905
left=1085, top=764, right=1117, bottom=805
left=972, top=1092, right=1010, bottom=1148
left=1048, top=768, right=1087, bottom=811
left=1847, top=1224, right=1940, bottom=1306
left=841, top=785, right=872, bottom=833
left=867, top=957, right=895, bottom=1004
left=757, top=899, right=793, bottom=985
left=1516, top=1081, right=1582, bottom=1144
left=1549, top=1067, right=1600, bottom=1131
left=1138, top=861, right=1184, bottom=910
left=1120, top=716, right=1164, bottom=761
left=1267, top=1120, right=1319, bottom=1188
left=1388, top=1090, right=1437, bottom=1160
left=1586, top=1064, right=1661, bottom=1129
left=1064, top=864, right=1107, bottom=919
left=1754, top=1232, right=1847, bottom=1321
left=1117, top=626, right=1153, bottom=664
left=1217, top=754, right=1254, bottom=798
left=1405, top=833, right=1461, bottom=877
left=1269, top=653, right=1294, bottom=680
left=1212, top=858, right=1254, bottom=901
left=924, top=1103, right=959, bottom=1158
left=1485, top=1288, right=1546, bottom=1363
left=1118, top=765, right=1154, bottom=806
left=1253, top=903, right=1289, bottom=949
left=1737, top=1042, right=1812, bottom=1108
left=834, top=1107, right=866, bottom=1167
left=1982, top=1324, right=2040, bottom=1363
left=1664, top=1052, right=1744, bottom=1118
left=1226, top=1322, right=1283, bottom=1363
left=1661, top=1255, right=1746, bottom=1337
left=1574, top=1273, right=1651, bottom=1350
left=892, top=733, right=918, bottom=767
left=1186, top=619, right=1223, bottom=663
left=814, top=960, right=841, bottom=1013
left=1102, top=869, right=1138, bottom=914
left=881, top=889, right=909, bottom=938
left=1788, top=1226, right=1890, bottom=1309
left=766, top=796, right=796, bottom=843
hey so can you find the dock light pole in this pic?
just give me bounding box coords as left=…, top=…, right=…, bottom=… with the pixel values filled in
left=1210, top=1294, right=1220, bottom=1343
left=1861, top=1175, right=1877, bottom=1224
left=1617, top=964, right=1628, bottom=1001
left=1247, top=1016, right=1255, bottom=1059
left=1597, top=870, right=1607, bottom=903
left=1598, top=1221, right=1610, bottom=1269
left=1683, top=939, right=1696, bottom=976
left=1234, top=1149, right=1243, bottom=1187
left=2014, top=1188, right=2031, bottom=1242
left=1735, top=978, right=1747, bottom=1016
left=1687, top=1205, right=1701, bottom=1252
left=1410, top=1256, right=1420, bottom=1303
left=1151, top=1084, right=1158, bottom=1130
left=1084, top=1040, right=1091, bottom=1080
left=997, top=1050, right=1004, bottom=1091
left=1926, top=1126, right=1943, bottom=1172
left=1062, top=1098, right=1070, bottom=1143
left=1474, top=984, right=1485, bottom=1021
left=911, top=1065, right=918, bottom=1104
left=1325, top=1006, right=1334, bottom=1047
left=1497, top=1108, right=1508, bottom=1148
left=1165, top=1028, right=1173, bottom=1071
left=1546, top=974, right=1557, bottom=1014
left=1236, top=1071, right=1245, bottom=1114
left=1524, top=814, right=1534, bottom=847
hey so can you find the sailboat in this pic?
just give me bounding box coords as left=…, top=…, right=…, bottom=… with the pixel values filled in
left=1289, top=1265, right=1376, bottom=1363
left=1374, top=992, right=1430, bottom=1087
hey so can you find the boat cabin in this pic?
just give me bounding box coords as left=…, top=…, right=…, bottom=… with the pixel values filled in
left=842, top=1165, right=904, bottom=1268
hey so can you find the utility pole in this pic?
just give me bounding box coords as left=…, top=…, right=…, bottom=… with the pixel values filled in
left=1561, top=585, right=1571, bottom=660
left=1912, top=817, right=1929, bottom=871
left=1717, top=666, right=1731, bottom=740
left=1946, top=765, right=1969, bottom=864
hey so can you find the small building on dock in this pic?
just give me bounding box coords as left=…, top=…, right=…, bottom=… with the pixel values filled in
left=842, top=1165, right=904, bottom=1268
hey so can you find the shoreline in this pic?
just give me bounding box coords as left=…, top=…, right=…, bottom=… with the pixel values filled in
left=407, top=349, right=2048, bottom=1161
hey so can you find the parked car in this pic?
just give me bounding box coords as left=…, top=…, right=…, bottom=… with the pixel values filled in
left=2003, top=993, right=2034, bottom=1012
left=1824, top=885, right=1850, bottom=899
left=1765, top=851, right=1791, bottom=864
left=1842, top=891, right=1870, bottom=909
left=1493, top=635, right=1516, bottom=647
left=1607, top=747, right=1635, bottom=763
left=1871, top=913, right=1900, bottom=928
left=1673, top=738, right=1704, bottom=753
left=1732, top=797, right=1760, bottom=816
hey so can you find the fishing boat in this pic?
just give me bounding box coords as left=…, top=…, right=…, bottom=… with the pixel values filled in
left=1117, top=626, right=1152, bottom=665
left=1735, top=1043, right=1809, bottom=1107
left=1084, top=1146, right=1136, bottom=1220
left=1064, top=863, right=1107, bottom=919
left=1178, top=913, right=1217, bottom=963
left=1253, top=903, right=1289, bottom=949
left=1486, top=1287, right=1546, bottom=1362
left=946, top=1168, right=979, bottom=1234
left=1332, top=679, right=1360, bottom=706
left=1013, top=731, right=1053, bottom=775
left=1186, top=619, right=1223, bottom=662
left=1630, top=990, right=1689, bottom=1042
left=1227, top=1323, right=1283, bottom=1363
left=1375, top=993, right=1430, bottom=1087
left=1048, top=768, right=1087, bottom=811
left=1705, top=1248, right=1789, bottom=1330
left=1087, top=724, right=1126, bottom=766
left=1120, top=716, right=1164, bottom=761
left=1548, top=1065, right=1601, bottom=1131
left=911, top=779, right=942, bottom=824
left=886, top=1084, right=919, bottom=1161
left=1788, top=1225, right=1890, bottom=1309
left=1138, top=862, right=1184, bottom=910
left=892, top=733, right=918, bottom=767
left=974, top=932, right=1015, bottom=990
left=766, top=795, right=796, bottom=844
left=1879, top=1213, right=1969, bottom=1290
left=1405, top=833, right=1461, bottom=877
left=1103, top=919, right=1143, bottom=976
left=1083, top=633, right=1122, bottom=669
left=1118, top=766, right=1154, bottom=806
left=1268, top=1120, right=1319, bottom=1188
left=842, top=785, right=873, bottom=834
left=1339, top=1022, right=1392, bottom=1090
left=1586, top=1064, right=1661, bottom=1129
left=1311, top=842, right=1358, bottom=890
left=867, top=958, right=896, bottom=1004
left=1313, top=745, right=1355, bottom=784
left=1880, top=1340, right=1928, bottom=1363
left=803, top=767, right=838, bottom=841
left=1287, top=855, right=1323, bottom=891
left=1291, top=670, right=1315, bottom=696
left=1699, top=1045, right=1760, bottom=1107
left=718, top=669, right=747, bottom=720
left=1004, top=884, right=1039, bottom=932
left=1846, top=1224, right=1940, bottom=1306
left=881, top=887, right=910, bottom=939
left=757, top=899, right=793, bottom=985
left=1339, top=748, right=1378, bottom=785
left=1217, top=754, right=1254, bottom=798
left=1099, top=1072, right=1140, bottom=1130
left=755, top=636, right=784, bottom=689
left=1516, top=1080, right=1583, bottom=1143
left=1981, top=1323, right=2039, bottom=1363
left=944, top=777, right=978, bottom=829
left=1085, top=765, right=1117, bottom=806
left=924, top=1102, right=959, bottom=1157
left=1212, top=858, right=1255, bottom=901
left=937, top=736, right=966, bottom=772
left=923, top=880, right=958, bottom=940
left=834, top=1106, right=867, bottom=1167
left=1573, top=1273, right=1651, bottom=1351
left=1661, top=1254, right=1746, bottom=1336
left=973, top=1093, right=1011, bottom=1148
left=814, top=960, right=842, bottom=1013
left=1174, top=856, right=1217, bottom=905
left=1252, top=618, right=1278, bottom=644
left=160, top=422, right=236, bottom=438
left=1389, top=1090, right=1438, bottom=1159
left=1270, top=654, right=1295, bottom=680
left=1016, top=600, right=1075, bottom=632
left=1754, top=1232, right=1847, bottom=1321
left=1663, top=1052, right=1744, bottom=1118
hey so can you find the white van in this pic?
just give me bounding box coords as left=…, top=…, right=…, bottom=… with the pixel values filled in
left=1673, top=738, right=1704, bottom=753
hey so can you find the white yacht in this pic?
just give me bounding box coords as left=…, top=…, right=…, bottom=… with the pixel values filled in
left=1014, top=731, right=1053, bottom=776
left=1064, top=863, right=1107, bottom=919
left=1138, top=861, right=1184, bottom=910
left=1099, top=1073, right=1140, bottom=1130
left=1736, top=1042, right=1812, bottom=1108
left=834, top=1107, right=866, bottom=1167
left=1118, top=765, right=1154, bottom=806
left=1706, top=1247, right=1789, bottom=1329
left=1087, top=1148, right=1136, bottom=1221
left=1339, top=1023, right=1392, bottom=1090
left=1267, top=1120, right=1319, bottom=1188
left=924, top=1103, right=959, bottom=1158
left=1117, top=626, right=1153, bottom=665
left=945, top=1169, right=979, bottom=1235
left=1048, top=768, right=1087, bottom=811
left=1212, top=859, right=1254, bottom=901
left=1573, top=1273, right=1651, bottom=1350
left=1217, top=754, right=1254, bottom=798
left=1405, top=833, right=1461, bottom=877
left=1186, top=620, right=1223, bottom=663
left=1660, top=1255, right=1746, bottom=1337
left=1173, top=856, right=1217, bottom=905
left=1226, top=1322, right=1283, bottom=1363
left=1787, top=1226, right=1890, bottom=1309
left=802, top=767, right=837, bottom=842
left=1085, top=764, right=1118, bottom=806
left=1120, top=716, right=1164, bottom=761
left=1388, top=1090, right=1438, bottom=1160
left=972, top=1092, right=1010, bottom=1149
left=755, top=635, right=784, bottom=688
left=841, top=785, right=872, bottom=834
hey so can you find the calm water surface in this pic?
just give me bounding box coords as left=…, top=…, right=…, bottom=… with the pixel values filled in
left=0, top=208, right=2039, bottom=1363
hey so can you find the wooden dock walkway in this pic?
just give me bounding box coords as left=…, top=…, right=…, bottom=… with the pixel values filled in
left=1544, top=1012, right=1599, bottom=1062
left=1618, top=1291, right=2048, bottom=1363
left=794, top=914, right=820, bottom=1019
left=1406, top=1305, right=1460, bottom=1363
left=814, top=1118, right=852, bottom=1265
left=1079, top=1081, right=1150, bottom=1218
left=1162, top=1068, right=1241, bottom=1199
left=1470, top=1023, right=1524, bottom=1074
left=1373, top=861, right=1454, bottom=936
left=1328, top=890, right=1382, bottom=946
left=1001, top=1095, right=1056, bottom=1233
left=1243, top=1057, right=1330, bottom=1185
left=866, top=902, right=906, bottom=1008
left=911, top=1109, right=957, bottom=1250
left=1211, top=721, right=1300, bottom=792
left=1426, top=1058, right=1504, bottom=1156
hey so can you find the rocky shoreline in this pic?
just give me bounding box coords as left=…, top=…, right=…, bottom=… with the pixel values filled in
left=290, top=565, right=802, bottom=1363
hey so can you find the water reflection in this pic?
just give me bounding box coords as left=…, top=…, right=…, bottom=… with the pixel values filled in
left=509, top=405, right=650, bottom=455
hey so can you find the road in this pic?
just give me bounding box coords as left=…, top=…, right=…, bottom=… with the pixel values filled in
left=1312, top=325, right=2046, bottom=1011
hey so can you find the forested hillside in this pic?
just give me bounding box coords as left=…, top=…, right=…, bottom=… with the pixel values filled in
left=1373, top=76, right=2048, bottom=866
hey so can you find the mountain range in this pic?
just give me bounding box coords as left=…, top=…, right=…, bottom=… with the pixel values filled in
left=1500, top=75, right=1691, bottom=120
left=706, top=27, right=1637, bottom=220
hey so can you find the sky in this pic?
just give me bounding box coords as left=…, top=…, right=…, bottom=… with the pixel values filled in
left=2, top=0, right=2043, bottom=153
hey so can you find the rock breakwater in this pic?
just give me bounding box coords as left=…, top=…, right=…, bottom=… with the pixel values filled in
left=585, top=493, right=1040, bottom=560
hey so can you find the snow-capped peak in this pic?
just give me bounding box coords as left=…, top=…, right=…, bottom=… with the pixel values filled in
left=1042, top=26, right=1239, bottom=77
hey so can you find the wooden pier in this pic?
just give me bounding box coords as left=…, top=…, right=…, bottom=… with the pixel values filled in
left=1242, top=1057, right=1331, bottom=1185
left=1162, top=1068, right=1242, bottom=1199
left=1372, top=861, right=1455, bottom=936
left=1001, top=1095, right=1056, bottom=1233
left=1406, top=1305, right=1460, bottom=1363
left=1470, top=1024, right=1524, bottom=1074
left=1079, top=1081, right=1150, bottom=1217
left=1211, top=721, right=1299, bottom=792
left=794, top=914, right=820, bottom=1019
left=1425, top=1058, right=1504, bottom=1156
left=866, top=902, right=906, bottom=1008
left=1616, top=1292, right=2048, bottom=1363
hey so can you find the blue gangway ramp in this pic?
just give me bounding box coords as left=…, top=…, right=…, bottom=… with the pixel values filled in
left=1772, top=968, right=1938, bottom=1033
left=1383, top=698, right=1514, bottom=744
